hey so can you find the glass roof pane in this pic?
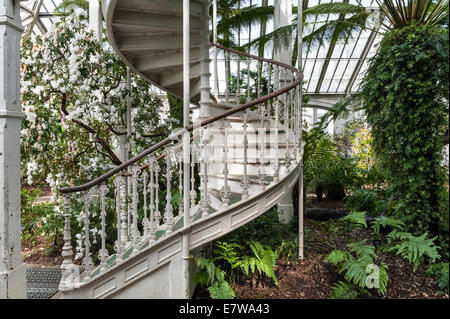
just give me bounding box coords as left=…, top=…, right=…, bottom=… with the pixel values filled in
left=20, top=0, right=385, bottom=98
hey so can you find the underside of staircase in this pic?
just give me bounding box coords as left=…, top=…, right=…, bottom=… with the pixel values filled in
left=57, top=0, right=303, bottom=299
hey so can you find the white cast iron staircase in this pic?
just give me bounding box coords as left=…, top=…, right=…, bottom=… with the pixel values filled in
left=56, top=0, right=303, bottom=299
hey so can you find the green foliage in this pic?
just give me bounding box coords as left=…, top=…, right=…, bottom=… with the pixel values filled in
left=244, top=241, right=278, bottom=284
left=370, top=216, right=405, bottom=236
left=194, top=257, right=226, bottom=286
left=329, top=281, right=360, bottom=299
left=21, top=189, right=62, bottom=249
left=377, top=0, right=449, bottom=30
left=194, top=257, right=235, bottom=299
left=304, top=133, right=362, bottom=200
left=326, top=240, right=389, bottom=297
left=208, top=281, right=236, bottom=299
left=220, top=207, right=296, bottom=250
left=194, top=240, right=279, bottom=299
left=360, top=24, right=449, bottom=242
left=276, top=238, right=299, bottom=262
left=425, top=262, right=449, bottom=294
left=387, top=230, right=441, bottom=271
left=341, top=211, right=367, bottom=228
left=344, top=189, right=383, bottom=217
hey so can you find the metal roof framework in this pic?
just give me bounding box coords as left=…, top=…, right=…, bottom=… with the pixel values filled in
left=20, top=0, right=384, bottom=99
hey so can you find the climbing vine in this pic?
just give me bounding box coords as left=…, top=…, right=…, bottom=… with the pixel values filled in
left=359, top=24, right=449, bottom=242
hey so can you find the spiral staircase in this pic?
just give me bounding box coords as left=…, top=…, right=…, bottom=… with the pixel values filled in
left=56, top=0, right=303, bottom=299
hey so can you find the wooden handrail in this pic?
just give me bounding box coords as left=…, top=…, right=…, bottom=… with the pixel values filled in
left=59, top=44, right=302, bottom=194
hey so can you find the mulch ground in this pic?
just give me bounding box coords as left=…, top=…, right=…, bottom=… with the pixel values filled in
left=194, top=201, right=449, bottom=299
left=22, top=197, right=448, bottom=299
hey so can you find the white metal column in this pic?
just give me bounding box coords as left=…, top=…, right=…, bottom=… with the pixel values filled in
left=274, top=0, right=294, bottom=224
left=182, top=0, right=191, bottom=299
left=88, top=0, right=102, bottom=41
left=298, top=0, right=304, bottom=260
left=0, top=0, right=26, bottom=298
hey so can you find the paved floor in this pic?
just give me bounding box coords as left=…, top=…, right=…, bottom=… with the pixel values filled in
left=26, top=265, right=61, bottom=299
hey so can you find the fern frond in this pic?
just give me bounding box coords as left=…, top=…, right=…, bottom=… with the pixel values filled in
left=370, top=216, right=405, bottom=235
left=342, top=211, right=368, bottom=228
left=326, top=250, right=350, bottom=266
left=329, top=281, right=359, bottom=299
left=347, top=240, right=376, bottom=260
left=208, top=281, right=235, bottom=299
left=387, top=231, right=440, bottom=271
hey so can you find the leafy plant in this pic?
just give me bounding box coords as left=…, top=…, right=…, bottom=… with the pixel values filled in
left=329, top=280, right=360, bottom=299
left=193, top=240, right=279, bottom=299
left=341, top=211, right=368, bottom=228
left=344, top=189, right=383, bottom=216
left=276, top=238, right=299, bottom=263
left=21, top=189, right=62, bottom=250
left=193, top=256, right=235, bottom=299
left=425, top=262, right=449, bottom=294
left=359, top=23, right=449, bottom=242
left=239, top=241, right=278, bottom=284
left=387, top=230, right=441, bottom=271
left=208, top=281, right=236, bottom=299
left=326, top=240, right=389, bottom=297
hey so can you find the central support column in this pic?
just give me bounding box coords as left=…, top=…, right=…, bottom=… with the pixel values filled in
left=182, top=0, right=192, bottom=299
left=274, top=0, right=294, bottom=224
left=0, top=0, right=26, bottom=299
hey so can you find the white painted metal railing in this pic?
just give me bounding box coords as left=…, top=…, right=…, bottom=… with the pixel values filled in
left=57, top=43, right=303, bottom=291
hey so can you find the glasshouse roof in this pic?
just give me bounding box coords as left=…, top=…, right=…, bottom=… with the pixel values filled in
left=20, top=0, right=384, bottom=96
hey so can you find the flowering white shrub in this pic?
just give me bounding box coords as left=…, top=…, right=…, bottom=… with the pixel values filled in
left=20, top=9, right=171, bottom=195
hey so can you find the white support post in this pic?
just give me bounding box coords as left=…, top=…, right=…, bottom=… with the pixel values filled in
left=273, top=0, right=292, bottom=69
left=182, top=0, right=191, bottom=299
left=125, top=68, right=132, bottom=162
left=88, top=0, right=102, bottom=41
left=199, top=0, right=212, bottom=119
left=0, top=0, right=26, bottom=298
left=298, top=0, right=304, bottom=260
left=274, top=0, right=294, bottom=225
left=212, top=0, right=219, bottom=100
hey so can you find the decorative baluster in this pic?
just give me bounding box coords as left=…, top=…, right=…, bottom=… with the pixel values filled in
left=225, top=51, right=230, bottom=102
left=273, top=75, right=280, bottom=183
left=246, top=56, right=251, bottom=102
left=59, top=195, right=75, bottom=290
left=200, top=127, right=211, bottom=217
left=258, top=104, right=267, bottom=191
left=82, top=192, right=93, bottom=275
left=164, top=147, right=175, bottom=235
left=114, top=177, right=125, bottom=262
left=291, top=71, right=299, bottom=164
left=118, top=174, right=128, bottom=247
left=142, top=170, right=150, bottom=236
left=220, top=119, right=231, bottom=207
left=130, top=166, right=141, bottom=253
left=190, top=144, right=197, bottom=208
left=257, top=61, right=262, bottom=99
left=150, top=157, right=161, bottom=243
left=177, top=148, right=184, bottom=217
left=236, top=53, right=241, bottom=103
left=283, top=68, right=292, bottom=169
left=126, top=168, right=131, bottom=239
left=98, top=184, right=109, bottom=271
left=240, top=110, right=250, bottom=200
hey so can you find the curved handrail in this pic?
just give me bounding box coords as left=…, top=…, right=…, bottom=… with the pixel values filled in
left=59, top=44, right=302, bottom=194
left=211, top=42, right=298, bottom=73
